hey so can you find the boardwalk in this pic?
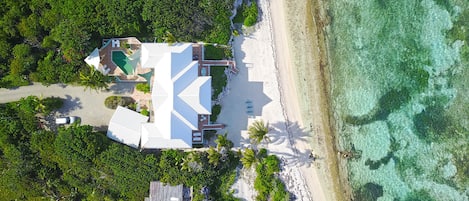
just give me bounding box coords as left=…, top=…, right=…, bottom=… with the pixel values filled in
left=202, top=60, right=238, bottom=74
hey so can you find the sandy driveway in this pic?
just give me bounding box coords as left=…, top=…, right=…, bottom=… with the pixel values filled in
left=0, top=83, right=135, bottom=129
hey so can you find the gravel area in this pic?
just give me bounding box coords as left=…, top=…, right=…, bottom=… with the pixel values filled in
left=0, top=83, right=135, bottom=130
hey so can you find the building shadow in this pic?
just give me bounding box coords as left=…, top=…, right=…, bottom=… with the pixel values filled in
left=94, top=125, right=109, bottom=132
left=216, top=36, right=272, bottom=147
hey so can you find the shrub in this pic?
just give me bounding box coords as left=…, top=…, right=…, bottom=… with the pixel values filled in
left=244, top=15, right=257, bottom=27
left=128, top=103, right=137, bottom=111
left=264, top=155, right=280, bottom=174
left=210, top=104, right=222, bottom=122
left=253, top=154, right=289, bottom=201
left=243, top=1, right=258, bottom=27
left=43, top=97, right=64, bottom=114
left=233, top=29, right=240, bottom=36
left=136, top=83, right=150, bottom=94
left=141, top=108, right=149, bottom=116
left=104, top=96, right=135, bottom=109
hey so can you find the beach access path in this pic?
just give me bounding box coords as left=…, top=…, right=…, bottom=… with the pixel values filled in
left=0, top=83, right=135, bottom=129
left=217, top=0, right=330, bottom=200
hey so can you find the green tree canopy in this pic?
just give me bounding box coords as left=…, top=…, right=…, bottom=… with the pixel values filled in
left=248, top=119, right=271, bottom=145
left=54, top=125, right=109, bottom=193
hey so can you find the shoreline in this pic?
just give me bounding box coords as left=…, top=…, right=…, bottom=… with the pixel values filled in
left=271, top=0, right=352, bottom=200
left=218, top=0, right=350, bottom=200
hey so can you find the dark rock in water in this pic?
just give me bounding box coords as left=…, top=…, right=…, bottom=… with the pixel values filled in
left=404, top=190, right=436, bottom=201
left=345, top=88, right=411, bottom=125
left=413, top=105, right=449, bottom=142
left=354, top=182, right=384, bottom=201
left=377, top=88, right=411, bottom=118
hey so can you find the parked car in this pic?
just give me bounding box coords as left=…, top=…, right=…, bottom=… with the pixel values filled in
left=55, top=116, right=78, bottom=125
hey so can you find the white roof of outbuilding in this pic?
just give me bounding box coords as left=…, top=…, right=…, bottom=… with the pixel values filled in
left=107, top=106, right=149, bottom=148
left=84, top=48, right=101, bottom=70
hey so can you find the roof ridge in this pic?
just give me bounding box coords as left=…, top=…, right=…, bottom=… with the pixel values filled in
left=172, top=110, right=198, bottom=131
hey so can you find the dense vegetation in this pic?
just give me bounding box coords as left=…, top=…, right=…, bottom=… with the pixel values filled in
left=254, top=155, right=289, bottom=201
left=241, top=148, right=290, bottom=201
left=233, top=0, right=259, bottom=27
left=0, top=96, right=240, bottom=200
left=0, top=0, right=234, bottom=88
left=243, top=1, right=259, bottom=27
left=242, top=121, right=290, bottom=201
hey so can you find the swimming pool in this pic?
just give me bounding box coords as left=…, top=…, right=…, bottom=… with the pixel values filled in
left=112, top=51, right=133, bottom=75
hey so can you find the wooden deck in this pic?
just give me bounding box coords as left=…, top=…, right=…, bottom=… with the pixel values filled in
left=202, top=60, right=238, bottom=74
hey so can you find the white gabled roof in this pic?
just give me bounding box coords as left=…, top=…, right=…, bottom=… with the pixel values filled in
left=140, top=43, right=192, bottom=69
left=84, top=48, right=100, bottom=70
left=143, top=43, right=211, bottom=149
left=140, top=123, right=192, bottom=149
left=179, top=76, right=211, bottom=115
left=107, top=106, right=149, bottom=148
left=106, top=42, right=212, bottom=150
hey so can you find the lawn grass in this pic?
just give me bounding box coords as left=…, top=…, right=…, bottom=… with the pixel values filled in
left=210, top=104, right=222, bottom=123
left=204, top=45, right=226, bottom=60
left=210, top=66, right=227, bottom=100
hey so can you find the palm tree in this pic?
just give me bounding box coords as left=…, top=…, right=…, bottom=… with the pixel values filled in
left=241, top=148, right=257, bottom=169
left=164, top=31, right=177, bottom=45
left=215, top=132, right=233, bottom=150
left=33, top=94, right=46, bottom=114
left=248, top=119, right=271, bottom=145
left=80, top=66, right=109, bottom=92
left=181, top=152, right=202, bottom=172
left=207, top=146, right=221, bottom=166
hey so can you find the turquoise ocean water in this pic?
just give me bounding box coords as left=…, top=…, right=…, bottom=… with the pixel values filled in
left=326, top=0, right=469, bottom=200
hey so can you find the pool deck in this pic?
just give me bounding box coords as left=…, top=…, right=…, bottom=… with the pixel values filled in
left=99, top=38, right=148, bottom=81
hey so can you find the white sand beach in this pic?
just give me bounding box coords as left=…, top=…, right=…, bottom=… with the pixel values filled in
left=218, top=0, right=341, bottom=200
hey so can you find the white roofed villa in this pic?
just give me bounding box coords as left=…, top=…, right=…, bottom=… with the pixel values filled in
left=86, top=38, right=234, bottom=149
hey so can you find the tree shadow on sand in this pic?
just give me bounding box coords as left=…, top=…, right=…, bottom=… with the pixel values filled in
left=57, top=95, right=82, bottom=115
left=270, top=147, right=317, bottom=169
left=267, top=120, right=317, bottom=168
left=269, top=120, right=310, bottom=146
